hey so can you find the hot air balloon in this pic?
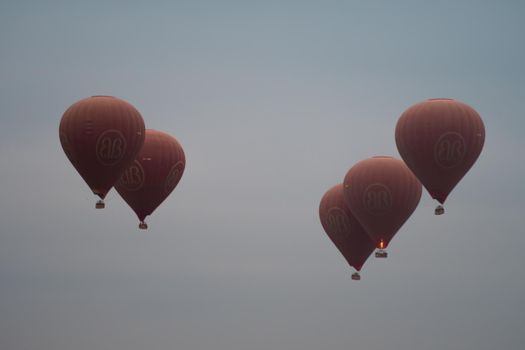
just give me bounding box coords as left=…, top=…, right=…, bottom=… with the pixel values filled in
left=319, top=184, right=376, bottom=280
left=395, top=98, right=485, bottom=215
left=59, top=96, right=145, bottom=208
left=343, top=156, right=422, bottom=258
left=115, top=129, right=185, bottom=229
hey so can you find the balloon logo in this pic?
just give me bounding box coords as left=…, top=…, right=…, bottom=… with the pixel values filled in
left=326, top=207, right=351, bottom=239
left=363, top=183, right=392, bottom=214
left=434, top=132, right=466, bottom=168
left=96, top=130, right=127, bottom=165
left=59, top=132, right=78, bottom=166
left=117, top=160, right=144, bottom=191
left=165, top=161, right=185, bottom=194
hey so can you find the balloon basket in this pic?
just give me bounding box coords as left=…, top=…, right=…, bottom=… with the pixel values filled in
left=139, top=222, right=148, bottom=230
left=95, top=200, right=105, bottom=209
left=351, top=272, right=361, bottom=280
left=435, top=205, right=444, bottom=215
left=375, top=250, right=387, bottom=258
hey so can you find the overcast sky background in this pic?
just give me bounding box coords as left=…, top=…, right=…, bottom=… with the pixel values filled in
left=1, top=1, right=524, bottom=349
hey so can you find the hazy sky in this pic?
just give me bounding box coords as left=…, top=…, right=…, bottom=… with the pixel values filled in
left=1, top=1, right=524, bottom=349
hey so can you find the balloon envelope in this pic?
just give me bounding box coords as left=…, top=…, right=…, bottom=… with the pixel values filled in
left=59, top=96, right=145, bottom=200
left=343, top=156, right=422, bottom=249
left=115, top=129, right=186, bottom=226
left=319, top=184, right=375, bottom=271
left=395, top=98, right=485, bottom=204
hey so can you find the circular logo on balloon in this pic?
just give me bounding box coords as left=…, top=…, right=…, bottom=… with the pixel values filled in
left=165, top=161, right=184, bottom=194
left=59, top=132, right=78, bottom=165
left=96, top=130, right=127, bottom=166
left=363, top=183, right=392, bottom=214
left=434, top=132, right=466, bottom=168
left=327, top=207, right=351, bottom=239
left=118, top=160, right=144, bottom=191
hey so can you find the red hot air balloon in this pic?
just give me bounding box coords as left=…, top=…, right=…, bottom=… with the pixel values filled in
left=115, top=129, right=185, bottom=229
left=59, top=96, right=145, bottom=208
left=319, top=184, right=376, bottom=280
left=395, top=98, right=485, bottom=215
left=343, top=157, right=422, bottom=258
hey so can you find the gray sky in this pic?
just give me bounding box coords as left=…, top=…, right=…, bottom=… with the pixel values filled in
left=1, top=1, right=524, bottom=349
